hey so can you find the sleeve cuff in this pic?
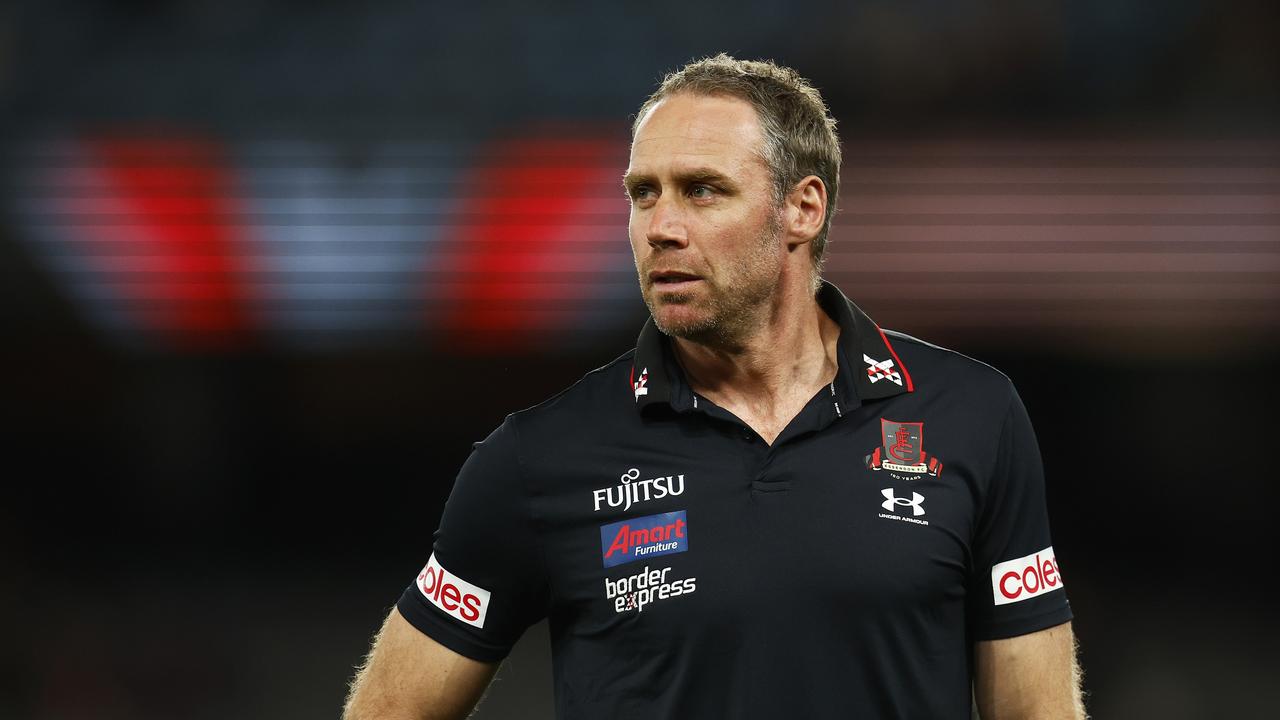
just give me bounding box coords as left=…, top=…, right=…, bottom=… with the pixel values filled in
left=396, top=585, right=513, bottom=663
left=971, top=602, right=1074, bottom=641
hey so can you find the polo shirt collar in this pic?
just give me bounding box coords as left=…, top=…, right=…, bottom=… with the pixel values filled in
left=630, top=280, right=914, bottom=413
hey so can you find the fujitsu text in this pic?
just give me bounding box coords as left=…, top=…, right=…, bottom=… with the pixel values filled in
left=592, top=467, right=685, bottom=512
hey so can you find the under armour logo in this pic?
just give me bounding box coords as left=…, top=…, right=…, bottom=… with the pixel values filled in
left=881, top=488, right=925, bottom=516
left=864, top=354, right=903, bottom=386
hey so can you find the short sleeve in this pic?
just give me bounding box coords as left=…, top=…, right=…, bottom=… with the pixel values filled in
left=967, top=384, right=1073, bottom=640
left=396, top=416, right=550, bottom=662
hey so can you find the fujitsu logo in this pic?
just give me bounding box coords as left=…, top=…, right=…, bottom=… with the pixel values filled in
left=990, top=546, right=1064, bottom=606
left=415, top=553, right=491, bottom=628
left=592, top=467, right=685, bottom=512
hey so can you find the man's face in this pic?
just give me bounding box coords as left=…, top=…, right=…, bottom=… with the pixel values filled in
left=624, top=93, right=785, bottom=344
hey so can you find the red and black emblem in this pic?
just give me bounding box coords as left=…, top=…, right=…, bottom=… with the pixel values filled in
left=865, top=419, right=943, bottom=478
left=631, top=366, right=649, bottom=401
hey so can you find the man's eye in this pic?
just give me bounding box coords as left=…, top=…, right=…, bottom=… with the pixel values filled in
left=631, top=187, right=654, bottom=201
left=689, top=185, right=713, bottom=199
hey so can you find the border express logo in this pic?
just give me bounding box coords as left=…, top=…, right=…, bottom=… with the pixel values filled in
left=865, top=419, right=943, bottom=480
left=605, top=565, right=697, bottom=613
left=600, top=510, right=688, bottom=568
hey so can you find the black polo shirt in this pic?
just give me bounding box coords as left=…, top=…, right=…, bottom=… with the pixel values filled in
left=397, top=281, right=1072, bottom=719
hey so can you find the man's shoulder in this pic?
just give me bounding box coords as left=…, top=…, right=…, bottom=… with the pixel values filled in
left=882, top=328, right=1016, bottom=401
left=505, top=349, right=637, bottom=433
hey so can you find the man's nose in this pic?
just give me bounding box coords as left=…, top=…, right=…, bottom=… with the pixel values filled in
left=645, top=194, right=688, bottom=250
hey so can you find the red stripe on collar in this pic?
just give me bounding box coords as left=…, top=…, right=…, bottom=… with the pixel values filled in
left=877, top=326, right=914, bottom=393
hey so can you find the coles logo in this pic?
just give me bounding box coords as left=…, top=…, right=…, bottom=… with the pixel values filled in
left=990, top=546, right=1064, bottom=606
left=415, top=553, right=491, bottom=628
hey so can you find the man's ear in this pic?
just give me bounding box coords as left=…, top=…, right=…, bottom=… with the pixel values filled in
left=784, top=176, right=827, bottom=251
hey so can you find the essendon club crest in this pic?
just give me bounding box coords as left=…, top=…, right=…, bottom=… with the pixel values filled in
left=865, top=419, right=943, bottom=479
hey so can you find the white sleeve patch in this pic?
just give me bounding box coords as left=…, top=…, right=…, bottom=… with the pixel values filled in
left=991, top=546, right=1064, bottom=606
left=416, top=553, right=492, bottom=628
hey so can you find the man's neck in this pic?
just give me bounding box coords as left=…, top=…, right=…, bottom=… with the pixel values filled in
left=671, top=285, right=840, bottom=440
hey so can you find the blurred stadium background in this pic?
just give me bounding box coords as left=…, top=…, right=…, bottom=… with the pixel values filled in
left=2, top=1, right=1277, bottom=718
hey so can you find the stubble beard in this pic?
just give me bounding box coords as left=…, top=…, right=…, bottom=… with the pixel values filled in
left=641, top=214, right=784, bottom=348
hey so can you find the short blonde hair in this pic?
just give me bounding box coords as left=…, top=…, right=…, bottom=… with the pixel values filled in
left=634, top=54, right=842, bottom=274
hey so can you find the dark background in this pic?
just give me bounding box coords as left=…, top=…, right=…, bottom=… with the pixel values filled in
left=2, top=1, right=1278, bottom=718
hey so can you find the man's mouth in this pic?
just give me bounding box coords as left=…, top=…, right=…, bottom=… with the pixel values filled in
left=649, top=271, right=702, bottom=290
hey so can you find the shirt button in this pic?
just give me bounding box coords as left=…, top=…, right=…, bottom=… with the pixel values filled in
left=740, top=428, right=754, bottom=441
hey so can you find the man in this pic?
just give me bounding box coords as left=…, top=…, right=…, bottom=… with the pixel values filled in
left=345, top=54, right=1086, bottom=719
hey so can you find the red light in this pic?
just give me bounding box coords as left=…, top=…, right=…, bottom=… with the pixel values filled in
left=86, top=137, right=253, bottom=350
left=431, top=135, right=629, bottom=352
